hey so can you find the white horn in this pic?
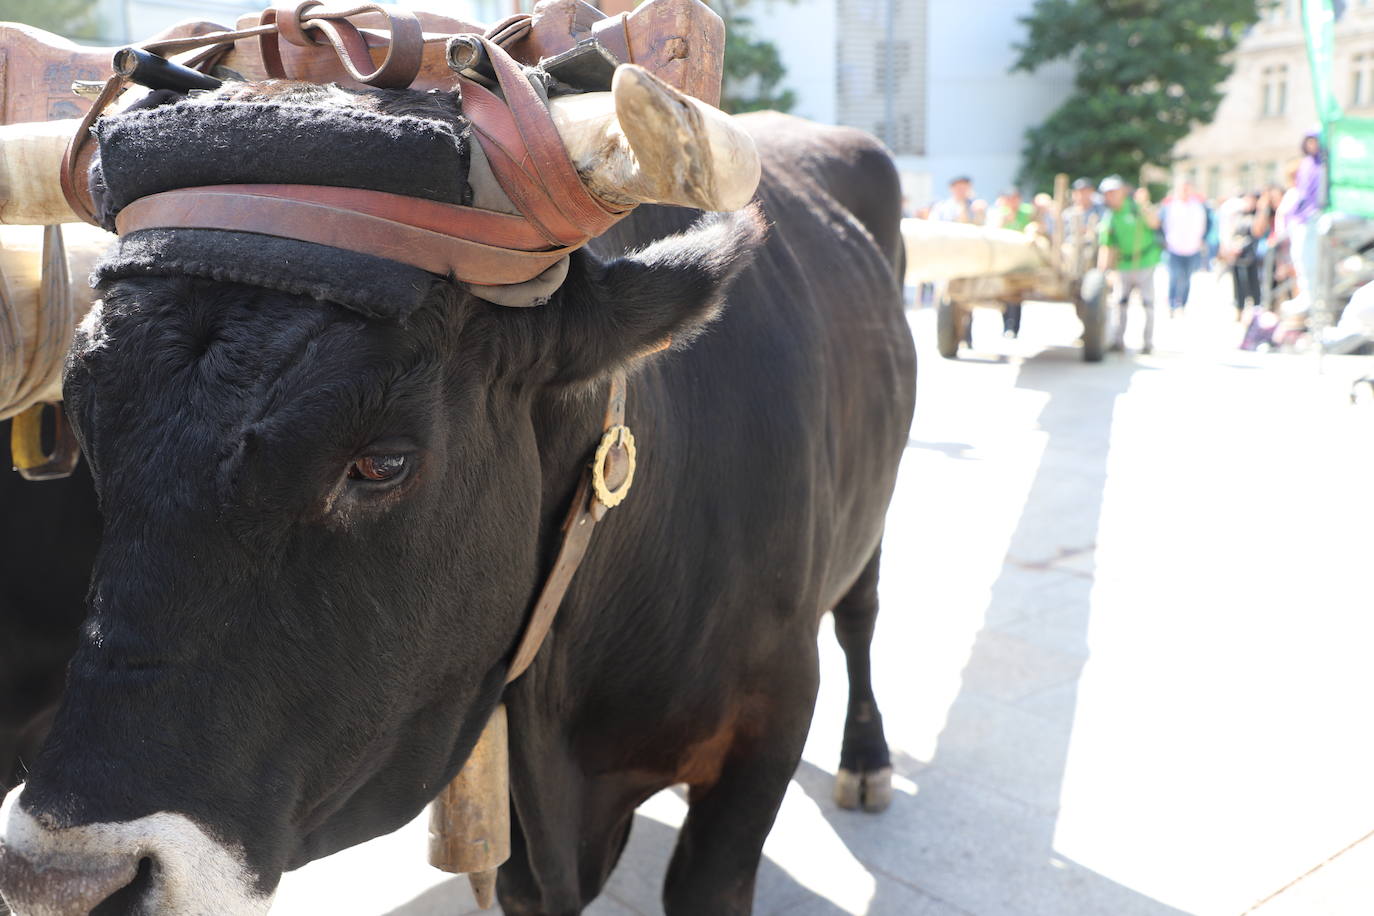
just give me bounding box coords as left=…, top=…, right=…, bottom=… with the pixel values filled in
left=548, top=65, right=761, bottom=213
left=0, top=119, right=83, bottom=226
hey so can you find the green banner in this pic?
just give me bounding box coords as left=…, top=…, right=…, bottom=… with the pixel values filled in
left=1328, top=119, right=1374, bottom=218
left=1302, top=0, right=1342, bottom=125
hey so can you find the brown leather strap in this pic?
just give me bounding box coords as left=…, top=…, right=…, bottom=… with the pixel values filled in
left=457, top=38, right=628, bottom=248
left=116, top=187, right=582, bottom=286
left=484, top=14, right=533, bottom=49
left=259, top=2, right=425, bottom=88
left=506, top=371, right=631, bottom=683
left=62, top=72, right=126, bottom=225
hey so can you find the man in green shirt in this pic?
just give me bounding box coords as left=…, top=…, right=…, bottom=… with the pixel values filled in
left=990, top=189, right=1040, bottom=336
left=1097, top=175, right=1162, bottom=354
left=990, top=188, right=1038, bottom=232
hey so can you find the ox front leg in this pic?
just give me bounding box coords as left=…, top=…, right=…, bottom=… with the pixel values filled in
left=662, top=659, right=819, bottom=915
left=498, top=699, right=644, bottom=915
left=832, top=548, right=894, bottom=813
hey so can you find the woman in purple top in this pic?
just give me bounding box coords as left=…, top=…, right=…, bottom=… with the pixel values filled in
left=1289, top=132, right=1326, bottom=304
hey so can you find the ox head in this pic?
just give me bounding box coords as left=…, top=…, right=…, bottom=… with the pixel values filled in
left=0, top=73, right=763, bottom=914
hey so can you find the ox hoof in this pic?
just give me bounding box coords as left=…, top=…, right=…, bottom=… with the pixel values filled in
left=833, top=767, right=893, bottom=813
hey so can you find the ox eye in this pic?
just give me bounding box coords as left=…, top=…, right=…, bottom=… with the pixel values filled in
left=348, top=454, right=408, bottom=483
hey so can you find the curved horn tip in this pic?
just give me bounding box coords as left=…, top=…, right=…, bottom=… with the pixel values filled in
left=610, top=65, right=761, bottom=212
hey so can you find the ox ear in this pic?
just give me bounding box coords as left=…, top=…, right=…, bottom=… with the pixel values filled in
left=543, top=206, right=767, bottom=386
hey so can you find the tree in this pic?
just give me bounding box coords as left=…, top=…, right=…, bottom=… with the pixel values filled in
left=1013, top=0, right=1263, bottom=191
left=0, top=0, right=104, bottom=41
left=712, top=0, right=796, bottom=114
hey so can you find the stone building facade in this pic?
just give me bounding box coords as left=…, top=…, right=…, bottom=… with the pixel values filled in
left=1173, top=0, right=1374, bottom=200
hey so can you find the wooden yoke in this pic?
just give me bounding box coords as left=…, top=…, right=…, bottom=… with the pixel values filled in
left=223, top=0, right=722, bottom=101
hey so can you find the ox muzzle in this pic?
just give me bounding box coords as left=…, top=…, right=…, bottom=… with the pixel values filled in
left=0, top=787, right=269, bottom=915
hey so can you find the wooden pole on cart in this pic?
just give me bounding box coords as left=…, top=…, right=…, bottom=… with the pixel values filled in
left=1051, top=173, right=1068, bottom=277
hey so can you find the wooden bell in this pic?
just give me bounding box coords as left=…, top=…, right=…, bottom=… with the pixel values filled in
left=428, top=704, right=510, bottom=910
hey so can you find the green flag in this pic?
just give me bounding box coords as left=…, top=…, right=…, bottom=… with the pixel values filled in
left=1302, top=0, right=1342, bottom=125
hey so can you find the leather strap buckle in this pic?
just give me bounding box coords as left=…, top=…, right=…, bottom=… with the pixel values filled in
left=591, top=424, right=636, bottom=509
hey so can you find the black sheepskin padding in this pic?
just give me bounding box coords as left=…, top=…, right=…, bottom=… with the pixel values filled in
left=97, top=228, right=443, bottom=321
left=90, top=84, right=475, bottom=319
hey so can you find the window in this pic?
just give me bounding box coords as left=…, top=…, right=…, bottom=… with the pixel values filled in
left=875, top=40, right=912, bottom=93
left=1353, top=53, right=1374, bottom=107
left=1207, top=165, right=1222, bottom=200
left=1261, top=64, right=1289, bottom=117
left=1239, top=161, right=1255, bottom=191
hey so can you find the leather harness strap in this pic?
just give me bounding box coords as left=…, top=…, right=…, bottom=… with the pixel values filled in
left=115, top=185, right=587, bottom=287
left=506, top=370, right=633, bottom=683
left=453, top=37, right=626, bottom=247
left=258, top=2, right=426, bottom=89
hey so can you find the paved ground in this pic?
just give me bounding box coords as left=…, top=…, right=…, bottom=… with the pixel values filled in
left=275, top=272, right=1374, bottom=915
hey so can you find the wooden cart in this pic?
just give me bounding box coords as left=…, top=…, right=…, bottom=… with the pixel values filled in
left=904, top=175, right=1109, bottom=363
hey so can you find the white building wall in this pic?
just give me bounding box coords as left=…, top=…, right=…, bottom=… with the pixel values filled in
left=751, top=0, right=838, bottom=125
left=904, top=0, right=1072, bottom=204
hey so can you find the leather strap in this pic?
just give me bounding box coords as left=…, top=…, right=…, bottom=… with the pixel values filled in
left=115, top=185, right=585, bottom=286
left=506, top=371, right=631, bottom=683
left=259, top=2, right=425, bottom=89
left=455, top=37, right=628, bottom=248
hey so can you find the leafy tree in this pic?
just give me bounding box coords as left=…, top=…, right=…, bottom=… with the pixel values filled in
left=711, top=0, right=796, bottom=114
left=1013, top=0, right=1263, bottom=190
left=0, top=0, right=104, bottom=40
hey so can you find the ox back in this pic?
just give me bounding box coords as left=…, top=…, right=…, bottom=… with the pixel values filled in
left=0, top=110, right=914, bottom=915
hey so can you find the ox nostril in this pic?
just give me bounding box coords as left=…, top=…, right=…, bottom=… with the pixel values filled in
left=91, top=856, right=155, bottom=915
left=0, top=842, right=142, bottom=916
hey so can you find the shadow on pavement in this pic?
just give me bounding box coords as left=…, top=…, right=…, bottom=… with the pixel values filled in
left=789, top=345, right=1188, bottom=915
left=385, top=809, right=846, bottom=916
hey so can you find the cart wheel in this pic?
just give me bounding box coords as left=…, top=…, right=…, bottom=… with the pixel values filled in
left=1079, top=269, right=1107, bottom=362
left=937, top=297, right=964, bottom=359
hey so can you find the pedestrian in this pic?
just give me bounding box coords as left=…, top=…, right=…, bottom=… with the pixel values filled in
left=1215, top=189, right=1247, bottom=275
left=988, top=189, right=1039, bottom=337
left=1227, top=191, right=1268, bottom=320
left=930, top=175, right=985, bottom=224
left=1159, top=179, right=1209, bottom=316
left=1097, top=175, right=1162, bottom=354
left=1288, top=131, right=1326, bottom=304
left=988, top=188, right=1037, bottom=231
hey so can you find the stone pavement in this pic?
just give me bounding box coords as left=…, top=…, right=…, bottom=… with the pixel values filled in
left=275, top=279, right=1374, bottom=915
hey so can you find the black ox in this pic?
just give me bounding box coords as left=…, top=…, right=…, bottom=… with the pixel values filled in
left=0, top=81, right=915, bottom=915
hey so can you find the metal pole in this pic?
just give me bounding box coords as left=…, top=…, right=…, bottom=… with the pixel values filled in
left=883, top=0, right=896, bottom=149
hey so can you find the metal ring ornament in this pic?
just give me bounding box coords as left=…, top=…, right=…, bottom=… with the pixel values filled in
left=591, top=425, right=636, bottom=508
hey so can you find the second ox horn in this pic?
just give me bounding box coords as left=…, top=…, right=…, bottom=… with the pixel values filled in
left=547, top=64, right=761, bottom=214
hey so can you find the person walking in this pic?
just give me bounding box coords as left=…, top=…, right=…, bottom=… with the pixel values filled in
left=931, top=175, right=986, bottom=224
left=988, top=188, right=1040, bottom=337
left=1227, top=191, right=1268, bottom=320
left=988, top=188, right=1037, bottom=231
left=1097, top=175, right=1162, bottom=354
left=1288, top=131, right=1326, bottom=305
left=1159, top=179, right=1210, bottom=316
